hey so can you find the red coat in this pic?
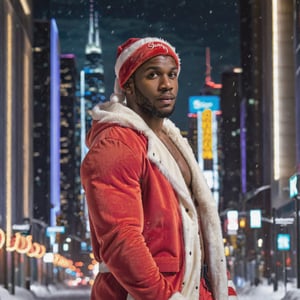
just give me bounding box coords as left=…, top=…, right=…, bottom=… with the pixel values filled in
left=81, top=102, right=232, bottom=300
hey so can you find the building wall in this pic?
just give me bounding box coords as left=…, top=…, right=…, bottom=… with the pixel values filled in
left=264, top=0, right=296, bottom=207
left=0, top=0, right=33, bottom=232
left=0, top=0, right=33, bottom=287
left=220, top=70, right=243, bottom=211
left=295, top=0, right=300, bottom=168
left=33, top=21, right=51, bottom=224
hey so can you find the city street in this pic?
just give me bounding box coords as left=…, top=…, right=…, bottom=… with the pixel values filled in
left=238, top=280, right=288, bottom=300
left=2, top=279, right=300, bottom=299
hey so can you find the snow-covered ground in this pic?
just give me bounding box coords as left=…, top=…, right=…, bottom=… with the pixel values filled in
left=0, top=283, right=90, bottom=299
left=1, top=280, right=300, bottom=299
left=238, top=279, right=300, bottom=300
left=0, top=285, right=36, bottom=300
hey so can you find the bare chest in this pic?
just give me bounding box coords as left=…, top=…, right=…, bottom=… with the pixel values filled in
left=158, top=133, right=192, bottom=190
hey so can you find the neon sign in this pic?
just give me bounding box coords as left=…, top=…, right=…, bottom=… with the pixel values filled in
left=0, top=229, right=46, bottom=258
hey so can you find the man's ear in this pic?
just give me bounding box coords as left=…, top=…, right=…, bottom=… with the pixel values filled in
left=123, top=77, right=134, bottom=95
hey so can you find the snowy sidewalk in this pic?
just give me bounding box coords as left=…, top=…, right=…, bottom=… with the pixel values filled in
left=0, top=283, right=90, bottom=299
left=238, top=279, right=300, bottom=300
left=0, top=285, right=36, bottom=300
left=2, top=280, right=300, bottom=300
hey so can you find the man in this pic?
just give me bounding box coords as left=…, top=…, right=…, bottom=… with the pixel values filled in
left=81, top=37, right=238, bottom=300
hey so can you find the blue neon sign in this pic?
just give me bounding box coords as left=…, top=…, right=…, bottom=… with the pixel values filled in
left=189, top=95, right=220, bottom=113
left=277, top=233, right=291, bottom=251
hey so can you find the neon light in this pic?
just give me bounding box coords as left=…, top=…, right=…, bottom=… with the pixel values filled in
left=27, top=242, right=44, bottom=258
left=0, top=229, right=5, bottom=249
left=272, top=0, right=280, bottom=180
left=240, top=99, right=247, bottom=194
left=6, top=13, right=13, bottom=242
left=50, top=19, right=61, bottom=226
left=80, top=70, right=87, bottom=162
left=0, top=230, right=46, bottom=258
left=61, top=53, right=75, bottom=59
left=202, top=109, right=213, bottom=159
left=20, top=0, right=31, bottom=15
left=189, top=95, right=220, bottom=114
left=15, top=233, right=32, bottom=254
left=23, top=49, right=30, bottom=216
left=6, top=235, right=16, bottom=252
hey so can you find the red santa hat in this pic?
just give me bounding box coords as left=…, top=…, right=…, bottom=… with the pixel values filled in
left=110, top=37, right=181, bottom=102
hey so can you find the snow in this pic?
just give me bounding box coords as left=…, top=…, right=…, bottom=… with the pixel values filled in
left=1, top=280, right=300, bottom=299
left=0, top=283, right=90, bottom=299
left=0, top=285, right=35, bottom=300
left=238, top=279, right=300, bottom=300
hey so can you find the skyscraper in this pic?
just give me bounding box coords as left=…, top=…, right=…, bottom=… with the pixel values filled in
left=60, top=54, right=87, bottom=260
left=79, top=2, right=106, bottom=242
left=296, top=0, right=300, bottom=167
left=0, top=0, right=33, bottom=290
left=33, top=19, right=61, bottom=227
left=60, top=54, right=82, bottom=233
left=237, top=0, right=296, bottom=280
left=219, top=69, right=243, bottom=211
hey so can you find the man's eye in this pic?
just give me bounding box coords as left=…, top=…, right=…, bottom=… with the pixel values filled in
left=169, top=72, right=178, bottom=79
left=147, top=72, right=158, bottom=79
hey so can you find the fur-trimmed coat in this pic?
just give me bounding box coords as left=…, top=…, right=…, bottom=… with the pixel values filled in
left=80, top=101, right=232, bottom=300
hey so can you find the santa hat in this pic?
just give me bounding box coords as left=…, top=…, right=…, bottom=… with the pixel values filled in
left=110, top=37, right=181, bottom=103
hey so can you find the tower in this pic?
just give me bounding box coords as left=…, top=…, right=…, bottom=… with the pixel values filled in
left=79, top=0, right=106, bottom=249
left=81, top=0, right=106, bottom=135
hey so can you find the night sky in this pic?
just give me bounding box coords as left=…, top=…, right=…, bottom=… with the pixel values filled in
left=34, top=0, right=240, bottom=130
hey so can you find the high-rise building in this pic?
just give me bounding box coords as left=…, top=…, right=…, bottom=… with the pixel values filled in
left=219, top=69, right=243, bottom=212
left=0, top=0, right=33, bottom=290
left=60, top=54, right=87, bottom=260
left=296, top=0, right=300, bottom=168
left=79, top=1, right=106, bottom=245
left=237, top=0, right=296, bottom=281
left=33, top=19, right=61, bottom=227
left=60, top=54, right=81, bottom=231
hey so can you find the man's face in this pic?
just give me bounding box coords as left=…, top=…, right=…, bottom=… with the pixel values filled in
left=127, top=55, right=179, bottom=119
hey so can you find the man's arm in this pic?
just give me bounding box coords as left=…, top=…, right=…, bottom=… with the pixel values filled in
left=81, top=135, right=185, bottom=300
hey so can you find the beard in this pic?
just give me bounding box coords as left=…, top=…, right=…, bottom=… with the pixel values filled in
left=134, top=85, right=175, bottom=119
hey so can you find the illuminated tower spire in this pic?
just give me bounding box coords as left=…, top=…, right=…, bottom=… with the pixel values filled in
left=85, top=0, right=102, bottom=56
left=95, top=11, right=101, bottom=48
left=88, top=0, right=94, bottom=46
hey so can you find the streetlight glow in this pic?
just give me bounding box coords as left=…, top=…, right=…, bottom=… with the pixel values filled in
left=272, top=0, right=280, bottom=180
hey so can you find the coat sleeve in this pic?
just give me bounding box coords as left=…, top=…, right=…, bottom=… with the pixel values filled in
left=81, top=134, right=182, bottom=300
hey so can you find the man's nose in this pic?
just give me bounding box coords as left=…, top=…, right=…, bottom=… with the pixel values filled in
left=159, top=75, right=172, bottom=90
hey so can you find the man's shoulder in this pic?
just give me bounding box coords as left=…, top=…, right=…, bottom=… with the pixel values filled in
left=103, top=124, right=147, bottom=140
left=91, top=123, right=148, bottom=152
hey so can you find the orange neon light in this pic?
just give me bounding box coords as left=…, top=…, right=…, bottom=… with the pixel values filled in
left=0, top=229, right=5, bottom=249
left=15, top=233, right=32, bottom=254
left=0, top=229, right=46, bottom=258
left=6, top=235, right=17, bottom=252
left=53, top=253, right=74, bottom=269
left=26, top=242, right=40, bottom=257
